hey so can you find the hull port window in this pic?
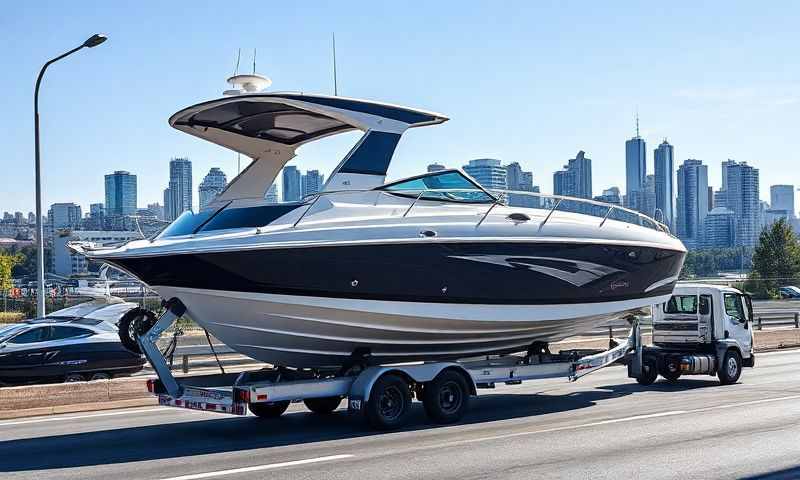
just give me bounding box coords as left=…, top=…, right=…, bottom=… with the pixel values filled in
left=378, top=170, right=495, bottom=204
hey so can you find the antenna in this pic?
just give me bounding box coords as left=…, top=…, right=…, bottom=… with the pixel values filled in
left=253, top=48, right=256, bottom=74
left=233, top=48, right=241, bottom=76
left=635, top=110, right=640, bottom=137
left=332, top=33, right=338, bottom=96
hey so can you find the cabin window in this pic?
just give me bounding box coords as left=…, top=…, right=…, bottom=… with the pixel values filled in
left=197, top=204, right=302, bottom=232
left=50, top=326, right=93, bottom=341
left=664, top=294, right=712, bottom=315
left=724, top=293, right=745, bottom=322
left=8, top=327, right=49, bottom=344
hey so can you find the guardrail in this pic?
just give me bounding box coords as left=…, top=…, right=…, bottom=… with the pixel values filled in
left=170, top=344, right=236, bottom=373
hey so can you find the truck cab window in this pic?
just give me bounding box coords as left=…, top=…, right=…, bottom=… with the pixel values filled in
left=724, top=293, right=745, bottom=322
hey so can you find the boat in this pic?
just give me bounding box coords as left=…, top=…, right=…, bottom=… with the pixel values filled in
left=71, top=91, right=687, bottom=369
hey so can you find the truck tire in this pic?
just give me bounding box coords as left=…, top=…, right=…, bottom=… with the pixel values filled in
left=660, top=359, right=682, bottom=382
left=422, top=370, right=470, bottom=424
left=636, top=357, right=658, bottom=386
left=365, top=374, right=412, bottom=430
left=249, top=400, right=290, bottom=418
left=304, top=396, right=342, bottom=414
left=718, top=350, right=742, bottom=385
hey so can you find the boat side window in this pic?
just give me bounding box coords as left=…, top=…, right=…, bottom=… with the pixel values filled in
left=379, top=171, right=494, bottom=203
left=50, top=326, right=94, bottom=341
left=197, top=204, right=302, bottom=232
left=724, top=293, right=745, bottom=323
left=7, top=326, right=49, bottom=344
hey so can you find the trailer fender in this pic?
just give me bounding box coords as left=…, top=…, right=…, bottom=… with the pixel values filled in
left=347, top=363, right=475, bottom=413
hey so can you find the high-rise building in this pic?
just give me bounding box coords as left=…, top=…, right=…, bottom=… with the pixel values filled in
left=27, top=212, right=35, bottom=224
left=625, top=120, right=647, bottom=212
left=553, top=151, right=592, bottom=199
left=463, top=159, right=507, bottom=190
left=721, top=159, right=736, bottom=190
left=198, top=167, right=227, bottom=210
left=48, top=203, right=83, bottom=230
left=653, top=139, right=674, bottom=228
left=282, top=166, right=302, bottom=202
left=505, top=162, right=533, bottom=191
left=163, top=158, right=192, bottom=221
left=264, top=183, right=279, bottom=203
left=643, top=174, right=656, bottom=218
left=147, top=202, right=165, bottom=221
left=594, top=187, right=622, bottom=205
left=702, top=207, right=736, bottom=248
left=721, top=160, right=760, bottom=248
left=427, top=163, right=446, bottom=173
left=104, top=170, right=138, bottom=216
left=676, top=159, right=709, bottom=249
left=13, top=212, right=24, bottom=224
left=770, top=185, right=795, bottom=217
left=301, top=170, right=325, bottom=197
left=708, top=186, right=714, bottom=210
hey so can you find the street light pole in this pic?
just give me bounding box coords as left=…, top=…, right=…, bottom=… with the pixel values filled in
left=34, top=34, right=107, bottom=318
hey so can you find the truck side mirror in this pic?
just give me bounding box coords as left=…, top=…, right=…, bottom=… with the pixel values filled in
left=699, top=301, right=709, bottom=316
left=744, top=294, right=754, bottom=322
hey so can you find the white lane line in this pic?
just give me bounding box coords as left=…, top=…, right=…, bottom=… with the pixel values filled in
left=423, top=393, right=800, bottom=450
left=156, top=455, right=355, bottom=480
left=0, top=407, right=175, bottom=427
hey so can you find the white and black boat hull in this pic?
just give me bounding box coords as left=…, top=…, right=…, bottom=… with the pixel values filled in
left=156, top=286, right=670, bottom=368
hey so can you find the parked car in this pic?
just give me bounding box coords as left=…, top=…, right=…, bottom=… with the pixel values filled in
left=0, top=299, right=146, bottom=386
left=778, top=286, right=800, bottom=299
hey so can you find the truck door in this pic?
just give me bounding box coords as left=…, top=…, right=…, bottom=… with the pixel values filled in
left=722, top=292, right=753, bottom=356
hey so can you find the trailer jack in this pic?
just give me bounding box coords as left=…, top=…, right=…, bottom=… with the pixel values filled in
left=137, top=297, right=185, bottom=398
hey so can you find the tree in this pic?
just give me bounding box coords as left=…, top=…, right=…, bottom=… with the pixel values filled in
left=750, top=218, right=800, bottom=296
left=0, top=252, right=23, bottom=311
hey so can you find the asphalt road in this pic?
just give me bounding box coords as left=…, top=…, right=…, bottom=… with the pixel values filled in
left=1, top=350, right=799, bottom=480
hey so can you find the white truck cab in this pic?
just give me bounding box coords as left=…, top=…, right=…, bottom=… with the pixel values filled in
left=633, top=284, right=755, bottom=385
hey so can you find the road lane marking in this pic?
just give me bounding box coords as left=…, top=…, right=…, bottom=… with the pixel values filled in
left=156, top=455, right=355, bottom=480
left=0, top=407, right=175, bottom=427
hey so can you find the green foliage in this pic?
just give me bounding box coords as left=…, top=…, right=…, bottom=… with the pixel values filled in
left=750, top=218, right=800, bottom=295
left=0, top=252, right=23, bottom=292
left=680, top=247, right=750, bottom=279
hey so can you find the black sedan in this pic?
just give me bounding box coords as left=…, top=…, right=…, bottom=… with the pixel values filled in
left=0, top=301, right=146, bottom=385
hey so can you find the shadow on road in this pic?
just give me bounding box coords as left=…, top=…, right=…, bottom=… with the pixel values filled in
left=0, top=379, right=714, bottom=472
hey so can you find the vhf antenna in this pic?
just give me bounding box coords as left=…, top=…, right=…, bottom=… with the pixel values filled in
left=332, top=33, right=338, bottom=96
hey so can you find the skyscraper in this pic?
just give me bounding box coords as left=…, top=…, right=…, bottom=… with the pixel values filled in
left=463, top=159, right=507, bottom=190
left=104, top=170, right=137, bottom=216
left=721, top=160, right=760, bottom=247
left=48, top=203, right=82, bottom=230
left=770, top=185, right=795, bottom=217
left=301, top=170, right=325, bottom=197
left=643, top=174, right=656, bottom=218
left=594, top=187, right=622, bottom=205
left=702, top=207, right=736, bottom=248
left=505, top=162, right=534, bottom=191
left=553, top=151, right=592, bottom=199
left=653, top=139, right=674, bottom=228
left=198, top=167, right=227, bottom=210
left=625, top=118, right=646, bottom=212
left=282, top=166, right=302, bottom=202
left=676, top=159, right=709, bottom=249
left=163, top=158, right=192, bottom=221
left=427, top=163, right=446, bottom=173
left=264, top=183, right=279, bottom=203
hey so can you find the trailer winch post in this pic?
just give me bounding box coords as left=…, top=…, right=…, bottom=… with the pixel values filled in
left=629, top=315, right=643, bottom=379
left=137, top=298, right=186, bottom=398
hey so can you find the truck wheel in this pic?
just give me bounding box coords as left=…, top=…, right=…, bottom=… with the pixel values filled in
left=422, top=370, right=470, bottom=424
left=248, top=400, right=290, bottom=418
left=365, top=374, right=412, bottom=430
left=636, top=357, right=658, bottom=386
left=660, top=360, right=681, bottom=382
left=718, top=350, right=742, bottom=385
left=304, top=396, right=342, bottom=414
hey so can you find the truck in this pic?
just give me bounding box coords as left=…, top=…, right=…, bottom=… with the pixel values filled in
left=140, top=284, right=755, bottom=430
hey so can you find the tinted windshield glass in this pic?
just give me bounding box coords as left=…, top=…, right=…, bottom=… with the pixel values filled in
left=50, top=326, right=93, bottom=340
left=380, top=171, right=494, bottom=203
left=157, top=209, right=220, bottom=239
left=197, top=204, right=301, bottom=232
left=0, top=324, right=27, bottom=343
left=8, top=326, right=49, bottom=344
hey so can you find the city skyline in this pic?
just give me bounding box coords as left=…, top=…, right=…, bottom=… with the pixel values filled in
left=3, top=3, right=800, bottom=213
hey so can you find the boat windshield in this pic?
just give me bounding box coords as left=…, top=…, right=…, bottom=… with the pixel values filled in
left=378, top=171, right=495, bottom=203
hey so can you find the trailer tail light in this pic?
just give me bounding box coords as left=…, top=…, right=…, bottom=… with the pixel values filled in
left=235, top=389, right=251, bottom=403
left=146, top=379, right=155, bottom=393
left=256, top=394, right=268, bottom=401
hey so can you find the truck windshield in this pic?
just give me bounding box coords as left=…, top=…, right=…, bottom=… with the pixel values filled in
left=664, top=295, right=698, bottom=314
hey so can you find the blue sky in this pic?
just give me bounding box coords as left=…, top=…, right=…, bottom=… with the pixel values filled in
left=2, top=1, right=798, bottom=213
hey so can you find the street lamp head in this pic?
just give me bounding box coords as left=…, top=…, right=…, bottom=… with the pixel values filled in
left=83, top=34, right=108, bottom=48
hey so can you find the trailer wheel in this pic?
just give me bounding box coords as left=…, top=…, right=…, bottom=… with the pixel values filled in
left=248, top=400, right=290, bottom=418
left=304, top=396, right=342, bottom=414
left=118, top=308, right=157, bottom=354
left=718, top=350, right=742, bottom=385
left=90, top=372, right=111, bottom=381
left=65, top=373, right=85, bottom=383
left=422, top=370, right=470, bottom=424
left=365, top=374, right=412, bottom=430
left=660, top=360, right=681, bottom=382
left=636, top=357, right=658, bottom=386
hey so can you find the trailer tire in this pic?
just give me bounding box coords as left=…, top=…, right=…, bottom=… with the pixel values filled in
left=636, top=357, right=658, bottom=386
left=65, top=373, right=85, bottom=383
left=118, top=308, right=157, bottom=354
left=304, top=396, right=342, bottom=414
left=422, top=370, right=470, bottom=424
left=248, top=400, right=290, bottom=418
left=718, top=350, right=742, bottom=385
left=365, top=374, right=412, bottom=430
